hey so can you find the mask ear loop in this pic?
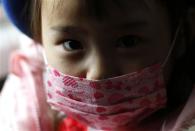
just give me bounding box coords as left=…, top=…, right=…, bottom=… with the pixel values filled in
left=42, top=50, right=48, bottom=66
left=161, top=18, right=184, bottom=68
left=161, top=120, right=166, bottom=131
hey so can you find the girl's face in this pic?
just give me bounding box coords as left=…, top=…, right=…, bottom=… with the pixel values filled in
left=41, top=0, right=172, bottom=80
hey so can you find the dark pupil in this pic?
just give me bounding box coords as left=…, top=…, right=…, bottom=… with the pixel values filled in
left=66, top=40, right=82, bottom=49
left=120, top=36, right=138, bottom=48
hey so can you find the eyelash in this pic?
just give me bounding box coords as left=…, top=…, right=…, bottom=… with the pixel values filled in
left=60, top=35, right=140, bottom=52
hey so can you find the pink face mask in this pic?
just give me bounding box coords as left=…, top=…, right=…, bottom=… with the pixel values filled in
left=45, top=63, right=167, bottom=130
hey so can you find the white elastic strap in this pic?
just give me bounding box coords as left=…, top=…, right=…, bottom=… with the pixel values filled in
left=42, top=50, right=48, bottom=65
left=162, top=19, right=183, bottom=68
left=161, top=120, right=166, bottom=131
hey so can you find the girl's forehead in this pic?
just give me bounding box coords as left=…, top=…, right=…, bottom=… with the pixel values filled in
left=41, top=0, right=166, bottom=31
left=42, top=0, right=159, bottom=20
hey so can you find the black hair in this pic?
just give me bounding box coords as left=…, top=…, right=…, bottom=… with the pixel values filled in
left=165, top=0, right=195, bottom=110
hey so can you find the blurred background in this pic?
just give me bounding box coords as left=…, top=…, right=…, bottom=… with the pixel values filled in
left=0, top=1, right=21, bottom=91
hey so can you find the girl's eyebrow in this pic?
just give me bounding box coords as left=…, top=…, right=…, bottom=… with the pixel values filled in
left=115, top=20, right=148, bottom=30
left=51, top=26, right=87, bottom=34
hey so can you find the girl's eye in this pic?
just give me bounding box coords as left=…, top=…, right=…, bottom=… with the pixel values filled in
left=62, top=39, right=83, bottom=51
left=116, top=35, right=140, bottom=48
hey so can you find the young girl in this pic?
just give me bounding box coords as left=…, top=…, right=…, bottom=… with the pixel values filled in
left=1, top=0, right=195, bottom=131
